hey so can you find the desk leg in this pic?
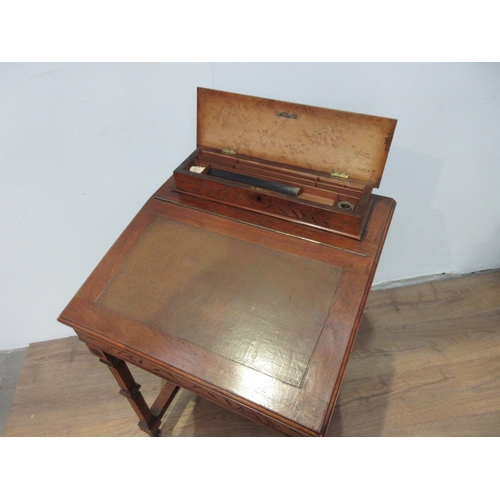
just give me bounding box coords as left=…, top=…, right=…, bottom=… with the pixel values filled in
left=86, top=344, right=179, bottom=436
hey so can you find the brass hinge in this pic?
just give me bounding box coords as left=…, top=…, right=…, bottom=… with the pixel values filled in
left=331, top=170, right=349, bottom=180
left=221, top=147, right=237, bottom=156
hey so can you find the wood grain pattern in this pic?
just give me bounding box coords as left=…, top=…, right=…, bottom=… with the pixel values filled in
left=58, top=191, right=394, bottom=435
left=197, top=88, right=397, bottom=187
left=327, top=271, right=500, bottom=437
left=172, top=147, right=374, bottom=239
left=173, top=160, right=370, bottom=239
left=155, top=177, right=374, bottom=254
left=6, top=271, right=499, bottom=437
left=54, top=89, right=397, bottom=436
left=83, top=334, right=307, bottom=436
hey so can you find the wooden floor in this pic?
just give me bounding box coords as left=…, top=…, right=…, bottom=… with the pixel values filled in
left=4, top=270, right=500, bottom=437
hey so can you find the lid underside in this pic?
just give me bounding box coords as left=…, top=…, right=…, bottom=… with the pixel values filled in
left=197, top=88, right=397, bottom=188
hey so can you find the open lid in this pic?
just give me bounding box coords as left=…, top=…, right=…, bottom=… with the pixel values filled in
left=197, top=88, right=397, bottom=188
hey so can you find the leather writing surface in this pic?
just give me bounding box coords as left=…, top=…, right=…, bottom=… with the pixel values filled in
left=97, top=218, right=343, bottom=386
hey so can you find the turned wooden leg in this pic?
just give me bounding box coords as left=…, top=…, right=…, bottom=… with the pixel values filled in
left=85, top=344, right=179, bottom=436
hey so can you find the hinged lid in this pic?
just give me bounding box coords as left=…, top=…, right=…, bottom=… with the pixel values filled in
left=197, top=88, right=397, bottom=188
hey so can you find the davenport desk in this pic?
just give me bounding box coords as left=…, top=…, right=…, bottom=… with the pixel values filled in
left=58, top=89, right=397, bottom=436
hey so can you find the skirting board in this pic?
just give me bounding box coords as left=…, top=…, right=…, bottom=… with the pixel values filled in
left=372, top=267, right=500, bottom=291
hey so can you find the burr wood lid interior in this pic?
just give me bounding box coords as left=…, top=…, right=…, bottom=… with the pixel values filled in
left=197, top=88, right=397, bottom=188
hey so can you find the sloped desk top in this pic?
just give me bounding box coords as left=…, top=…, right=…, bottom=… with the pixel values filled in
left=58, top=177, right=395, bottom=436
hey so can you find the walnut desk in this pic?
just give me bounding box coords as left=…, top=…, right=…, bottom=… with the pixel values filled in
left=57, top=178, right=395, bottom=436
left=58, top=88, right=397, bottom=436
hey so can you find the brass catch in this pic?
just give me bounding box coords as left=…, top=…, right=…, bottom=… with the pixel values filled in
left=276, top=111, right=298, bottom=119
left=221, top=148, right=237, bottom=155
left=331, top=170, right=349, bottom=179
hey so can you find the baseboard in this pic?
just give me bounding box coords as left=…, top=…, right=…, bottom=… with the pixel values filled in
left=372, top=267, right=500, bottom=291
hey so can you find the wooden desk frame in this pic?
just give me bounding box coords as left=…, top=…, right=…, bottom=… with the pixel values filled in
left=58, top=177, right=395, bottom=437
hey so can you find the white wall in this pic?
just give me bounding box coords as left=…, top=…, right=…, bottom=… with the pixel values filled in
left=1, top=62, right=499, bottom=350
